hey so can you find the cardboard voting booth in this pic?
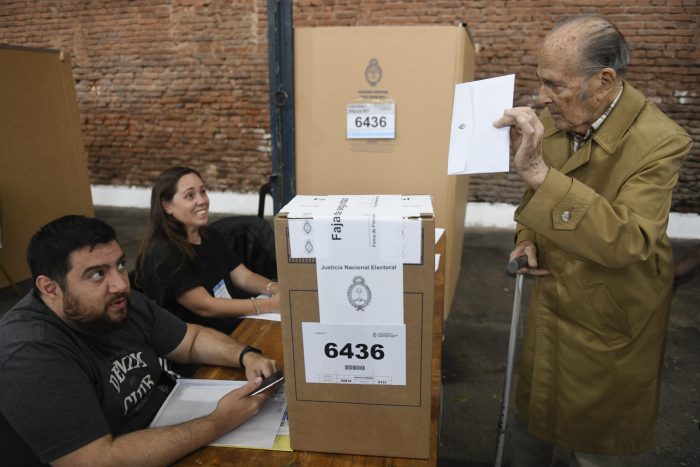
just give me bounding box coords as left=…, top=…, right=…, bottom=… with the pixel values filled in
left=294, top=25, right=474, bottom=318
left=0, top=45, right=93, bottom=288
left=275, top=195, right=435, bottom=458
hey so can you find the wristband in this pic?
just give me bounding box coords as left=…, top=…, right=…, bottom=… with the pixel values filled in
left=250, top=297, right=260, bottom=315
left=239, top=345, right=262, bottom=370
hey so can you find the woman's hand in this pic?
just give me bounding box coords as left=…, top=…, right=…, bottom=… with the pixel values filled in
left=258, top=294, right=279, bottom=313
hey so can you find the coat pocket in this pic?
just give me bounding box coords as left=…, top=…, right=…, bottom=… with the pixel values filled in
left=582, top=282, right=632, bottom=348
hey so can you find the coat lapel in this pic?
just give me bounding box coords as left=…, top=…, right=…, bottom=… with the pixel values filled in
left=541, top=115, right=570, bottom=171
left=540, top=81, right=646, bottom=175
left=541, top=123, right=591, bottom=175
left=592, top=82, right=646, bottom=155
left=560, top=142, right=591, bottom=175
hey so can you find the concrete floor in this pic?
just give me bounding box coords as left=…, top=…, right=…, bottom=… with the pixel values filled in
left=1, top=207, right=698, bottom=466
left=440, top=228, right=700, bottom=467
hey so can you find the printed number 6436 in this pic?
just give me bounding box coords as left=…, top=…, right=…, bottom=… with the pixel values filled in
left=324, top=342, right=385, bottom=360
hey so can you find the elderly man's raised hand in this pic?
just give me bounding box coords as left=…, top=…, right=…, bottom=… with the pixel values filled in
left=494, top=107, right=549, bottom=189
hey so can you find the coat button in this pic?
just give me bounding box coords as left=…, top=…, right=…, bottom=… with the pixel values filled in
left=561, top=210, right=572, bottom=222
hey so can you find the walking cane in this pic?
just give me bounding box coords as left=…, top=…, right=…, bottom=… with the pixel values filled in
left=494, top=255, right=528, bottom=467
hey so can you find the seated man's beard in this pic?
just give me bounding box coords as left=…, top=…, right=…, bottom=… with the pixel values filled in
left=62, top=291, right=129, bottom=333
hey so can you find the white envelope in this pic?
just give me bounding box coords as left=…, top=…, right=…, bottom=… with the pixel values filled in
left=447, top=74, right=514, bottom=175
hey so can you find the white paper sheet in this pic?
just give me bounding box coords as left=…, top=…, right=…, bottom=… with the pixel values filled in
left=288, top=217, right=422, bottom=264
left=150, top=379, right=286, bottom=449
left=314, top=210, right=404, bottom=325
left=435, top=227, right=445, bottom=244
left=239, top=295, right=280, bottom=321
left=399, top=195, right=434, bottom=217
left=402, top=218, right=422, bottom=264
left=282, top=195, right=433, bottom=221
left=302, top=322, right=406, bottom=385
left=346, top=101, right=396, bottom=139
left=447, top=74, right=514, bottom=175
left=277, top=408, right=289, bottom=435
left=285, top=195, right=426, bottom=265
left=241, top=312, right=281, bottom=322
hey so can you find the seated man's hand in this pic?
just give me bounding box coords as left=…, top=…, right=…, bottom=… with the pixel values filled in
left=242, top=351, right=277, bottom=381
left=211, top=378, right=273, bottom=432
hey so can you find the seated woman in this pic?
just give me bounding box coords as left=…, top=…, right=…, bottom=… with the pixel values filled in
left=135, top=166, right=279, bottom=336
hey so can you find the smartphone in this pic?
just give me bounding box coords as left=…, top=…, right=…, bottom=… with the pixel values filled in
left=250, top=369, right=284, bottom=396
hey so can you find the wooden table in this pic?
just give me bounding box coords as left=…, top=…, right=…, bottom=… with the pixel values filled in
left=175, top=237, right=446, bottom=466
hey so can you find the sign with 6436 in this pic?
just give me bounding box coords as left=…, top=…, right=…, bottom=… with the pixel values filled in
left=302, top=322, right=406, bottom=385
left=346, top=102, right=396, bottom=139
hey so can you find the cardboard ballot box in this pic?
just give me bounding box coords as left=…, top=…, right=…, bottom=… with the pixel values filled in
left=274, top=195, right=435, bottom=459
left=294, top=25, right=474, bottom=318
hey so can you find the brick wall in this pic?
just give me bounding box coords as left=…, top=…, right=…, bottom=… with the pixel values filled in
left=1, top=1, right=698, bottom=211
left=1, top=0, right=272, bottom=192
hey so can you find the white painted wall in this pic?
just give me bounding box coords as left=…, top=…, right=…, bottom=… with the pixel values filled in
left=92, top=185, right=700, bottom=239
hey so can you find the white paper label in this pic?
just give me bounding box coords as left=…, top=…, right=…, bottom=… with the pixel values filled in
left=347, top=102, right=396, bottom=139
left=281, top=195, right=433, bottom=219
left=212, top=279, right=232, bottom=299
left=312, top=199, right=404, bottom=325
left=302, top=322, right=406, bottom=385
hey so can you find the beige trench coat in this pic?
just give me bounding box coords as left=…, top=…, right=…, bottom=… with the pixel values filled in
left=513, top=82, right=692, bottom=454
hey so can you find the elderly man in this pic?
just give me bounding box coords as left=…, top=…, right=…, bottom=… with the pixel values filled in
left=494, top=14, right=692, bottom=466
left=0, top=215, right=277, bottom=466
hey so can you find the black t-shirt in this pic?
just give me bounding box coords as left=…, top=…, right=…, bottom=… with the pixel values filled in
left=0, top=290, right=186, bottom=464
left=140, top=228, right=244, bottom=334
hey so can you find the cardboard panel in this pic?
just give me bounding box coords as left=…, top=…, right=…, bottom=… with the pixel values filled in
left=275, top=211, right=435, bottom=458
left=294, top=26, right=474, bottom=317
left=0, top=46, right=93, bottom=288
left=290, top=290, right=426, bottom=405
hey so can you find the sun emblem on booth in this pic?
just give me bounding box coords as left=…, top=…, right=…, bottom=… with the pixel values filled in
left=347, top=276, right=372, bottom=311
left=365, top=58, right=382, bottom=87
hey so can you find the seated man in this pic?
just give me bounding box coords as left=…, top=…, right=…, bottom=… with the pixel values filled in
left=0, top=215, right=276, bottom=466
